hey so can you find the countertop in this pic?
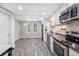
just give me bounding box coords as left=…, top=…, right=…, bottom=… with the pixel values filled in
left=0, top=45, right=12, bottom=55
left=47, top=32, right=79, bottom=53
left=47, top=32, right=66, bottom=42
left=47, top=32, right=68, bottom=47
left=66, top=33, right=79, bottom=38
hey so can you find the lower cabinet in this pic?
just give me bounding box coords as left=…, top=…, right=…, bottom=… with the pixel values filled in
left=47, top=34, right=54, bottom=55
left=47, top=34, right=50, bottom=49
left=50, top=36, right=54, bottom=53
left=69, top=48, right=79, bottom=56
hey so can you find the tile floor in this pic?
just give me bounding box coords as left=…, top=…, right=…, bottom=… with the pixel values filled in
left=12, top=38, right=52, bottom=56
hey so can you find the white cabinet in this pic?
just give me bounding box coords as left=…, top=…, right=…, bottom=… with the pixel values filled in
left=69, top=48, right=79, bottom=56
left=50, top=36, right=53, bottom=53
left=50, top=4, right=74, bottom=26
left=50, top=13, right=60, bottom=26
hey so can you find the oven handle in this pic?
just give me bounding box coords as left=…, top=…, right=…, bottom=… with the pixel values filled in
left=55, top=40, right=67, bottom=48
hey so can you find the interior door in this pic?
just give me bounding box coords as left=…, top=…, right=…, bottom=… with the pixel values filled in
left=0, top=11, right=10, bottom=46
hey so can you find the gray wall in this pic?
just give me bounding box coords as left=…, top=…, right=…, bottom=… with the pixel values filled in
left=15, top=20, right=21, bottom=41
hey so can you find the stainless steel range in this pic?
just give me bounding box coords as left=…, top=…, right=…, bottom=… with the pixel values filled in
left=54, top=40, right=69, bottom=56
left=53, top=32, right=69, bottom=56
left=66, top=31, right=79, bottom=53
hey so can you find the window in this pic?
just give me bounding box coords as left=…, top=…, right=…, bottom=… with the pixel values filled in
left=28, top=24, right=30, bottom=32
left=34, top=23, right=37, bottom=32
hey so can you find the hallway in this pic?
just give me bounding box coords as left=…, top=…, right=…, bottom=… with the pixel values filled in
left=12, top=38, right=52, bottom=56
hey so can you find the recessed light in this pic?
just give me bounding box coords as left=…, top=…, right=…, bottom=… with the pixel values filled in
left=18, top=6, right=23, bottom=10
left=23, top=23, right=27, bottom=26
left=42, top=12, right=46, bottom=15
left=26, top=16, right=29, bottom=17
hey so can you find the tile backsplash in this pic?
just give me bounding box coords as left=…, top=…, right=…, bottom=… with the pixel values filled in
left=66, top=20, right=79, bottom=32
left=52, top=24, right=66, bottom=34
left=51, top=19, right=79, bottom=34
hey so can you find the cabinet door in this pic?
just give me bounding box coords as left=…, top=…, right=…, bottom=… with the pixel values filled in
left=47, top=34, right=50, bottom=48
left=0, top=11, right=10, bottom=46
left=50, top=37, right=53, bottom=53
left=69, top=48, right=79, bottom=56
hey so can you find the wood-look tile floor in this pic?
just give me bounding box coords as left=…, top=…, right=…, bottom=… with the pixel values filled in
left=12, top=38, right=52, bottom=56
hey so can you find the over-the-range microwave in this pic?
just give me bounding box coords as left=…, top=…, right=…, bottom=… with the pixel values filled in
left=59, top=4, right=79, bottom=23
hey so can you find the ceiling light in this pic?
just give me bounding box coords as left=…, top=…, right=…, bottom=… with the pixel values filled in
left=23, top=23, right=27, bottom=26
left=18, top=6, right=23, bottom=10
left=26, top=16, right=29, bottom=17
left=42, top=12, right=46, bottom=15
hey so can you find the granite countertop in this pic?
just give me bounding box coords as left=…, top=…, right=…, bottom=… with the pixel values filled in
left=47, top=32, right=79, bottom=53
left=47, top=32, right=66, bottom=42
left=66, top=33, right=79, bottom=38
left=47, top=32, right=68, bottom=47
left=53, top=34, right=66, bottom=42
left=0, top=45, right=12, bottom=55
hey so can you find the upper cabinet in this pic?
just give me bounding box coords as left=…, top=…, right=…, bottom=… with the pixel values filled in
left=50, top=13, right=60, bottom=26
left=50, top=3, right=74, bottom=26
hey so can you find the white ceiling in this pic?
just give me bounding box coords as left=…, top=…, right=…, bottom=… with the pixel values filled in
left=0, top=3, right=66, bottom=21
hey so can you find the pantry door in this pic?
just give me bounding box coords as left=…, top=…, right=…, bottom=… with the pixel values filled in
left=0, top=11, right=11, bottom=46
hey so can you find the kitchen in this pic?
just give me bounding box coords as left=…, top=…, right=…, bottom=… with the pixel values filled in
left=0, top=3, right=79, bottom=56
left=44, top=3, right=79, bottom=56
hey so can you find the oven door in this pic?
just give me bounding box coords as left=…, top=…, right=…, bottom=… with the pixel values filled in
left=54, top=40, right=68, bottom=56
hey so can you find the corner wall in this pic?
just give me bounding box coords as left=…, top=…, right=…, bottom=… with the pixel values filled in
left=15, top=20, right=21, bottom=41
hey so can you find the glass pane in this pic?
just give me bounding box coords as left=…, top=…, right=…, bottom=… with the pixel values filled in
left=28, top=25, right=30, bottom=32
left=34, top=23, right=37, bottom=32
